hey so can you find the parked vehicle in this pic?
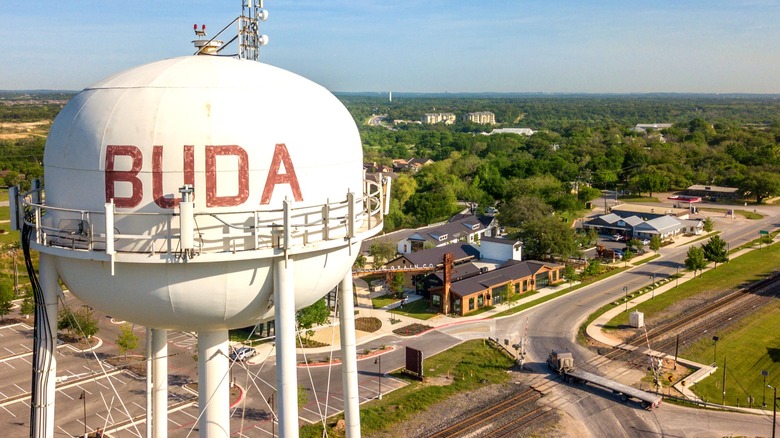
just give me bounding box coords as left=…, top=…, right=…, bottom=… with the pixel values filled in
left=230, top=346, right=257, bottom=362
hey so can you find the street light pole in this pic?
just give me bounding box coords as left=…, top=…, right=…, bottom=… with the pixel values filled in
left=651, top=274, right=655, bottom=299
left=676, top=266, right=679, bottom=288
left=375, top=355, right=382, bottom=400
left=712, top=336, right=719, bottom=364
left=79, top=390, right=87, bottom=437
left=623, top=286, right=628, bottom=313
left=769, top=384, right=777, bottom=438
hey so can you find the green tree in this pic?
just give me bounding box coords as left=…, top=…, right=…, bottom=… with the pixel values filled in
left=116, top=324, right=139, bottom=360
left=389, top=272, right=405, bottom=299
left=502, top=283, right=515, bottom=308
left=739, top=170, right=780, bottom=203
left=58, top=307, right=99, bottom=338
left=0, top=282, right=14, bottom=321
left=621, top=249, right=634, bottom=267
left=369, top=240, right=397, bottom=267
left=684, top=246, right=707, bottom=278
left=702, top=217, right=715, bottom=233
left=296, top=299, right=330, bottom=340
left=563, top=264, right=578, bottom=290
left=582, top=260, right=601, bottom=278
left=649, top=235, right=662, bottom=252
left=19, top=291, right=35, bottom=319
left=518, top=215, right=578, bottom=261
left=702, top=236, right=729, bottom=268
left=352, top=254, right=367, bottom=270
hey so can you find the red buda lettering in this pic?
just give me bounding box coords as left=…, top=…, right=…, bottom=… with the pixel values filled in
left=105, top=143, right=303, bottom=208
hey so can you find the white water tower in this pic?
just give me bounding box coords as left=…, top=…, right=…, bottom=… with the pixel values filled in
left=20, top=3, right=386, bottom=437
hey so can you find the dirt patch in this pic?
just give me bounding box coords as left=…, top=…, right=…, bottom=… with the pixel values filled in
left=105, top=355, right=147, bottom=377
left=0, top=121, right=50, bottom=139
left=355, top=316, right=382, bottom=333
left=58, top=333, right=99, bottom=350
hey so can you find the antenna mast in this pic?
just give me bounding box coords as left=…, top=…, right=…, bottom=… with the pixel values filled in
left=239, top=0, right=269, bottom=60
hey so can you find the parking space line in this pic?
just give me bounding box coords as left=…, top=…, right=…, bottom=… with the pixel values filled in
left=56, top=425, right=71, bottom=436
left=1, top=405, right=15, bottom=417
left=19, top=343, right=31, bottom=352
left=13, top=383, right=25, bottom=393
left=2, top=360, right=14, bottom=369
left=169, top=417, right=182, bottom=427
left=60, top=390, right=74, bottom=400
left=179, top=409, right=198, bottom=420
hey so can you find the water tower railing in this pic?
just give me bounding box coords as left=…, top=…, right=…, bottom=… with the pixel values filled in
left=21, top=178, right=385, bottom=259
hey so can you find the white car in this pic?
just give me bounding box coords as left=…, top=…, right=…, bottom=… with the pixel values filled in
left=230, top=346, right=257, bottom=362
left=641, top=239, right=651, bottom=245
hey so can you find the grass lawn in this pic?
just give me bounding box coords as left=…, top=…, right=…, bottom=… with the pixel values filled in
left=603, top=242, right=780, bottom=329
left=389, top=298, right=437, bottom=320
left=371, top=294, right=398, bottom=309
left=682, top=300, right=780, bottom=406
left=299, top=339, right=515, bottom=438
left=700, top=207, right=763, bottom=220
left=618, top=196, right=660, bottom=203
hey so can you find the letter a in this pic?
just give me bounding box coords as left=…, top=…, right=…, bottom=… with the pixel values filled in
left=261, top=143, right=303, bottom=204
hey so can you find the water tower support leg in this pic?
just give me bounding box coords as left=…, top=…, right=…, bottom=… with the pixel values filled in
left=31, top=253, right=58, bottom=438
left=274, top=257, right=299, bottom=438
left=151, top=329, right=168, bottom=438
left=339, top=272, right=361, bottom=437
left=197, top=330, right=230, bottom=438
left=146, top=328, right=152, bottom=438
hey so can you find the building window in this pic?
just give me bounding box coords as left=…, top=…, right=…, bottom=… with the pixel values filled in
left=523, top=279, right=528, bottom=292
left=432, top=294, right=441, bottom=308
left=536, top=271, right=550, bottom=288
left=493, top=287, right=504, bottom=305
left=515, top=283, right=520, bottom=294
left=469, top=297, right=475, bottom=310
left=478, top=295, right=484, bottom=308
left=454, top=300, right=461, bottom=314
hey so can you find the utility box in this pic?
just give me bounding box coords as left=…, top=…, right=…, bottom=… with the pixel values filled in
left=630, top=310, right=644, bottom=328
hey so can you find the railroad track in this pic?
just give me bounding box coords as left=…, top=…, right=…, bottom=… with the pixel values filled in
left=596, top=271, right=780, bottom=368
left=427, top=388, right=544, bottom=438
left=491, top=407, right=555, bottom=438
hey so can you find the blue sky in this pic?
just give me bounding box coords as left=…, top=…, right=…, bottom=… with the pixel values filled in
left=2, top=1, right=779, bottom=93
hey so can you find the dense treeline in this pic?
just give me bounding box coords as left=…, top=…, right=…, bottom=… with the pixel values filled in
left=2, top=92, right=779, bottom=260
left=344, top=95, right=780, bottom=260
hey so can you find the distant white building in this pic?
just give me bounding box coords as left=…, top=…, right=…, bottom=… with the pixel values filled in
left=630, top=123, right=673, bottom=133
left=479, top=236, right=522, bottom=262
left=463, top=111, right=496, bottom=124
left=422, top=112, right=457, bottom=125
left=486, top=128, right=536, bottom=136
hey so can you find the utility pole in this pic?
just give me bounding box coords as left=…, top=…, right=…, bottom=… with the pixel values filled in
left=764, top=370, right=769, bottom=407
left=674, top=335, right=679, bottom=370
left=722, top=356, right=727, bottom=405
left=375, top=355, right=382, bottom=400
left=79, top=390, right=87, bottom=437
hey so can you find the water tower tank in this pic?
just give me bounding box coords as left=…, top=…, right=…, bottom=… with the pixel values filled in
left=37, top=56, right=382, bottom=331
